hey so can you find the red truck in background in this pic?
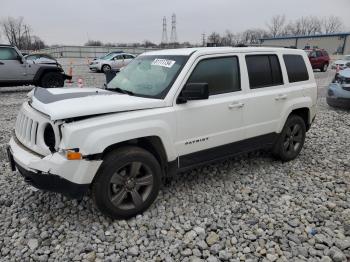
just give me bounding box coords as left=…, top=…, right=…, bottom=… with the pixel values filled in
left=304, top=48, right=330, bottom=72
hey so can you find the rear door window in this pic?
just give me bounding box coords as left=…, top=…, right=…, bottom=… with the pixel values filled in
left=283, top=55, right=309, bottom=83
left=245, top=54, right=283, bottom=89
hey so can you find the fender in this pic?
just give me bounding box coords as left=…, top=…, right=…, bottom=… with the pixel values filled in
left=277, top=96, right=313, bottom=133
left=59, top=108, right=178, bottom=162
left=33, top=66, right=70, bottom=84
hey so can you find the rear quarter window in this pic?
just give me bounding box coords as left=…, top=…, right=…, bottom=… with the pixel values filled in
left=283, top=55, right=309, bottom=83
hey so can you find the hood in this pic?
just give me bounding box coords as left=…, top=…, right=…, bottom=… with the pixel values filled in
left=30, top=87, right=166, bottom=121
left=334, top=59, right=348, bottom=65
left=339, top=68, right=350, bottom=78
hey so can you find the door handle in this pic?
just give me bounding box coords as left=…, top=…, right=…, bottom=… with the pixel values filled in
left=275, top=94, right=287, bottom=101
left=228, top=102, right=244, bottom=109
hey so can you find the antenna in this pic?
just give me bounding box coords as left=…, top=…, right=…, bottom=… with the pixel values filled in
left=161, top=16, right=168, bottom=44
left=170, top=13, right=178, bottom=44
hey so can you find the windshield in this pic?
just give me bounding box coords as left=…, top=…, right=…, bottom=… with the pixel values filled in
left=107, top=55, right=188, bottom=98
left=101, top=53, right=117, bottom=60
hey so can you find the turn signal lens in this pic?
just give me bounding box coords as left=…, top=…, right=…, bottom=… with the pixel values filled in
left=66, top=150, right=82, bottom=160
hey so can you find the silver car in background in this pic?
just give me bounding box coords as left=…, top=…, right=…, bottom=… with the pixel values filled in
left=327, top=68, right=350, bottom=109
left=331, top=55, right=350, bottom=70
left=89, top=53, right=135, bottom=73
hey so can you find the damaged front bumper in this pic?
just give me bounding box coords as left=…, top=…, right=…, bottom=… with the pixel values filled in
left=7, top=136, right=102, bottom=199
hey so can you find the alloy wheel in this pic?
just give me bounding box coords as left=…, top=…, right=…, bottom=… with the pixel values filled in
left=108, top=161, right=154, bottom=210
left=283, top=123, right=303, bottom=154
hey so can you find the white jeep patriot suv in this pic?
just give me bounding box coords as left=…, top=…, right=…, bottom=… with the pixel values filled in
left=7, top=47, right=317, bottom=219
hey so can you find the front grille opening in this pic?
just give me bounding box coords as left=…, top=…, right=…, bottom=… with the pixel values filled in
left=44, top=124, right=56, bottom=152
left=33, top=122, right=38, bottom=144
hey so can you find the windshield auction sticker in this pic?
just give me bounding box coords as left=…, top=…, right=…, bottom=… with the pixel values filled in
left=151, top=59, right=176, bottom=68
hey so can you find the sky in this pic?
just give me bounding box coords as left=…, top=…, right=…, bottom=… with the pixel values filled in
left=0, top=0, right=349, bottom=45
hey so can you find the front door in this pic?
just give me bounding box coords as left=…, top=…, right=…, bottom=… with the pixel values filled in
left=0, top=47, right=27, bottom=81
left=175, top=55, right=245, bottom=168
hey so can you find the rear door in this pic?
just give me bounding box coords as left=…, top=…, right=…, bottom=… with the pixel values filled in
left=0, top=47, right=27, bottom=81
left=111, top=54, right=124, bottom=70
left=308, top=51, right=318, bottom=68
left=283, top=54, right=314, bottom=105
left=316, top=51, right=324, bottom=67
left=241, top=53, right=286, bottom=140
left=123, top=54, right=134, bottom=66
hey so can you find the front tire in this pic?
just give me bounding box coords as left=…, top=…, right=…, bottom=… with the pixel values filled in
left=321, top=63, right=328, bottom=72
left=40, top=72, right=64, bottom=88
left=272, top=115, right=306, bottom=162
left=92, top=146, right=162, bottom=219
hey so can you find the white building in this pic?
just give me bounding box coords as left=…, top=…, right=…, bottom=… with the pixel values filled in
left=260, top=33, right=350, bottom=55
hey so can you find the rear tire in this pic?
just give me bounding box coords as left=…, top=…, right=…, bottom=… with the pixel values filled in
left=40, top=72, right=64, bottom=88
left=92, top=146, right=162, bottom=219
left=321, top=63, right=328, bottom=72
left=272, top=115, right=306, bottom=162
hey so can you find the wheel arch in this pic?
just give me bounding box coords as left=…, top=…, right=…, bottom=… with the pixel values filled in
left=99, top=136, right=175, bottom=178
left=288, top=107, right=311, bottom=131
left=33, top=67, right=63, bottom=85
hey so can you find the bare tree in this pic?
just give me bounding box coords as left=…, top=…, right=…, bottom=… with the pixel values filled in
left=322, top=16, right=343, bottom=34
left=241, top=29, right=269, bottom=44
left=1, top=16, right=45, bottom=49
left=267, top=15, right=286, bottom=37
left=84, top=40, right=103, bottom=46
left=220, top=30, right=235, bottom=46
left=2, top=17, right=25, bottom=48
left=207, top=32, right=221, bottom=45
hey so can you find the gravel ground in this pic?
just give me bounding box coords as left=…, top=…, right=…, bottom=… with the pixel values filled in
left=0, top=64, right=349, bottom=261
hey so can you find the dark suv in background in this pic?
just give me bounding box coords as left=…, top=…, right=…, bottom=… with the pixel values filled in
left=305, top=49, right=330, bottom=72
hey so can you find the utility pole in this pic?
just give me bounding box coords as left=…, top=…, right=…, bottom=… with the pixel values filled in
left=202, top=33, right=206, bottom=47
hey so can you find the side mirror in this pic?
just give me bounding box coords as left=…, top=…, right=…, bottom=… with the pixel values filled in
left=177, top=83, right=209, bottom=104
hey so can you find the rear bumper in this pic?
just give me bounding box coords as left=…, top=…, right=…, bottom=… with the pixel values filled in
left=326, top=96, right=350, bottom=109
